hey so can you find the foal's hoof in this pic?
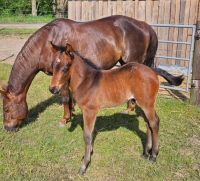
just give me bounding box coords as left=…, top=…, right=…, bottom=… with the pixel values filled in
left=149, top=155, right=157, bottom=163
left=141, top=153, right=149, bottom=160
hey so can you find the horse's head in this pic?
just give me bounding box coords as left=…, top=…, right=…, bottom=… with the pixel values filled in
left=49, top=42, right=74, bottom=95
left=0, top=86, right=28, bottom=132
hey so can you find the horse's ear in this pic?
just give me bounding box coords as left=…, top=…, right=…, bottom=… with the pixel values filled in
left=0, top=88, right=8, bottom=98
left=50, top=41, right=65, bottom=51
left=65, top=43, right=74, bottom=59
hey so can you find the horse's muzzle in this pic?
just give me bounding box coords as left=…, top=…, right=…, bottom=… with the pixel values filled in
left=49, top=86, right=60, bottom=94
left=4, top=125, right=19, bottom=132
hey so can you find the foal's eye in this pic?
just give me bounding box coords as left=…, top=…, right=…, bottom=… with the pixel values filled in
left=62, top=64, right=70, bottom=73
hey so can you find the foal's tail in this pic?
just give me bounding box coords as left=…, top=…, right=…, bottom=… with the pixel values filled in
left=152, top=68, right=184, bottom=86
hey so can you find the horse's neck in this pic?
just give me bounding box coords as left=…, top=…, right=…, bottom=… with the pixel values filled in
left=7, top=48, right=39, bottom=96
left=70, top=56, right=96, bottom=92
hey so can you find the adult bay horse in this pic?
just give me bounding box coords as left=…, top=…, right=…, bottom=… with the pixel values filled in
left=0, top=15, right=183, bottom=131
left=49, top=43, right=160, bottom=175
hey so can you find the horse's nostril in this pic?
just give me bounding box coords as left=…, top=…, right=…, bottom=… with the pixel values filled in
left=49, top=86, right=60, bottom=94
left=4, top=125, right=19, bottom=132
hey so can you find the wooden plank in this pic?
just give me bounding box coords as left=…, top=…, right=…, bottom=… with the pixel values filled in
left=68, top=1, right=72, bottom=19
left=177, top=0, right=186, bottom=66
left=167, top=0, right=177, bottom=65
left=94, top=0, right=99, bottom=20
left=123, top=1, right=131, bottom=18
left=138, top=0, right=146, bottom=21
left=186, top=0, right=199, bottom=65
left=135, top=0, right=139, bottom=19
left=98, top=1, right=103, bottom=18
left=151, top=0, right=159, bottom=66
left=116, top=0, right=122, bottom=15
left=75, top=1, right=81, bottom=21
left=69, top=1, right=76, bottom=20
left=163, top=0, right=171, bottom=65
left=172, top=0, right=181, bottom=66
left=103, top=1, right=108, bottom=18
left=146, top=0, right=152, bottom=23
left=157, top=0, right=166, bottom=65
left=107, top=0, right=112, bottom=17
left=181, top=0, right=191, bottom=67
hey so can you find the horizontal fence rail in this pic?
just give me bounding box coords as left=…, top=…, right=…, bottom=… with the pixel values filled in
left=151, top=24, right=196, bottom=92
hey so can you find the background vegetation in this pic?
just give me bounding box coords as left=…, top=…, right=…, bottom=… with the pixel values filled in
left=0, top=0, right=53, bottom=16
left=0, top=63, right=200, bottom=180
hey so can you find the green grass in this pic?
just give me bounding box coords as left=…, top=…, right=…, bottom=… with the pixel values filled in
left=0, top=15, right=54, bottom=23
left=0, top=63, right=200, bottom=180
left=0, top=28, right=37, bottom=36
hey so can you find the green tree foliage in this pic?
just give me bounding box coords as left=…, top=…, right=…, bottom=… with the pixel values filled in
left=0, top=0, right=53, bottom=16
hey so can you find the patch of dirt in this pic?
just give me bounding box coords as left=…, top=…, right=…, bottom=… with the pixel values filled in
left=0, top=35, right=30, bottom=64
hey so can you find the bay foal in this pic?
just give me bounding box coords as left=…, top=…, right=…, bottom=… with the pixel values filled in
left=49, top=43, right=160, bottom=175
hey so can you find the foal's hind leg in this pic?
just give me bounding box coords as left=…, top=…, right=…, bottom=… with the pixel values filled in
left=143, top=108, right=160, bottom=162
left=79, top=108, right=97, bottom=175
left=122, top=99, right=136, bottom=114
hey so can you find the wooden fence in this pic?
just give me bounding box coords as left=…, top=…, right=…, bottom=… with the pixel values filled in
left=68, top=0, right=200, bottom=67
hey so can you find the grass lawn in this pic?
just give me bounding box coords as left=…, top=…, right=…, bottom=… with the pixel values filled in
left=0, top=15, right=54, bottom=23
left=0, top=28, right=37, bottom=36
left=0, top=63, right=200, bottom=180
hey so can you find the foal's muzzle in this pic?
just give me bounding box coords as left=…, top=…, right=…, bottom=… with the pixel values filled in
left=49, top=86, right=60, bottom=94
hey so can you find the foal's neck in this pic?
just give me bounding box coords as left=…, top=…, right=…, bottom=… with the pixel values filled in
left=70, top=54, right=98, bottom=91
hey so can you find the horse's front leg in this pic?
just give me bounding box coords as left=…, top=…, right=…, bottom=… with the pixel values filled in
left=79, top=108, right=97, bottom=175
left=59, top=87, right=74, bottom=127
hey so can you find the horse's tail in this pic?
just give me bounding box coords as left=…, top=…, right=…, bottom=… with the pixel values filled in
left=152, top=68, right=184, bottom=86
left=145, top=25, right=184, bottom=86
left=144, top=25, right=158, bottom=67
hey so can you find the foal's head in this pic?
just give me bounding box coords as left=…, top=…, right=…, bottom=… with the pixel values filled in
left=49, top=42, right=74, bottom=95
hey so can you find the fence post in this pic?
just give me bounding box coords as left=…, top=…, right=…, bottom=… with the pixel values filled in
left=190, top=20, right=200, bottom=106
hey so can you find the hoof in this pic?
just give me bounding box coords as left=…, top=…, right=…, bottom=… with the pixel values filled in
left=149, top=155, right=157, bottom=163
left=78, top=167, right=86, bottom=175
left=58, top=121, right=66, bottom=128
left=141, top=153, right=149, bottom=160
left=121, top=110, right=130, bottom=115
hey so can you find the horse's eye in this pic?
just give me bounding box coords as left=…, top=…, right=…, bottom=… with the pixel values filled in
left=62, top=64, right=70, bottom=73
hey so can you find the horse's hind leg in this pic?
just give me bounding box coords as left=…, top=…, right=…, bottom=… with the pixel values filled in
left=143, top=108, right=160, bottom=162
left=59, top=88, right=74, bottom=127
left=79, top=108, right=97, bottom=175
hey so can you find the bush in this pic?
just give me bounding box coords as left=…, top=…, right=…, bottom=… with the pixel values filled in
left=0, top=0, right=53, bottom=16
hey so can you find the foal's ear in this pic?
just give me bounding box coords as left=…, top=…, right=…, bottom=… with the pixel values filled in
left=65, top=43, right=74, bottom=59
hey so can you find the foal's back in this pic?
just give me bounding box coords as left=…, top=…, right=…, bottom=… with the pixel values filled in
left=87, top=62, right=159, bottom=109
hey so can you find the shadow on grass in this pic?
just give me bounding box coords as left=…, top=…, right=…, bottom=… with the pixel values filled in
left=21, top=96, right=146, bottom=152
left=69, top=107, right=146, bottom=151
left=162, top=82, right=188, bottom=101
left=22, top=95, right=60, bottom=127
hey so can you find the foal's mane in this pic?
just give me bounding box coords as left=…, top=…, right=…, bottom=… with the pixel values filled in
left=54, top=44, right=99, bottom=70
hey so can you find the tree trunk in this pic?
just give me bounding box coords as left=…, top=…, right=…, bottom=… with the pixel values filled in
left=32, top=0, right=37, bottom=16
left=55, top=0, right=68, bottom=18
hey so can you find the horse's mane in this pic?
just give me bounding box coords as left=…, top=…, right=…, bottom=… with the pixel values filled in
left=73, top=51, right=99, bottom=70
left=8, top=22, right=56, bottom=94
left=52, top=43, right=99, bottom=70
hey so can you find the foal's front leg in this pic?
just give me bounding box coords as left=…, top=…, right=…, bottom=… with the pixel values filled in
left=79, top=108, right=97, bottom=175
